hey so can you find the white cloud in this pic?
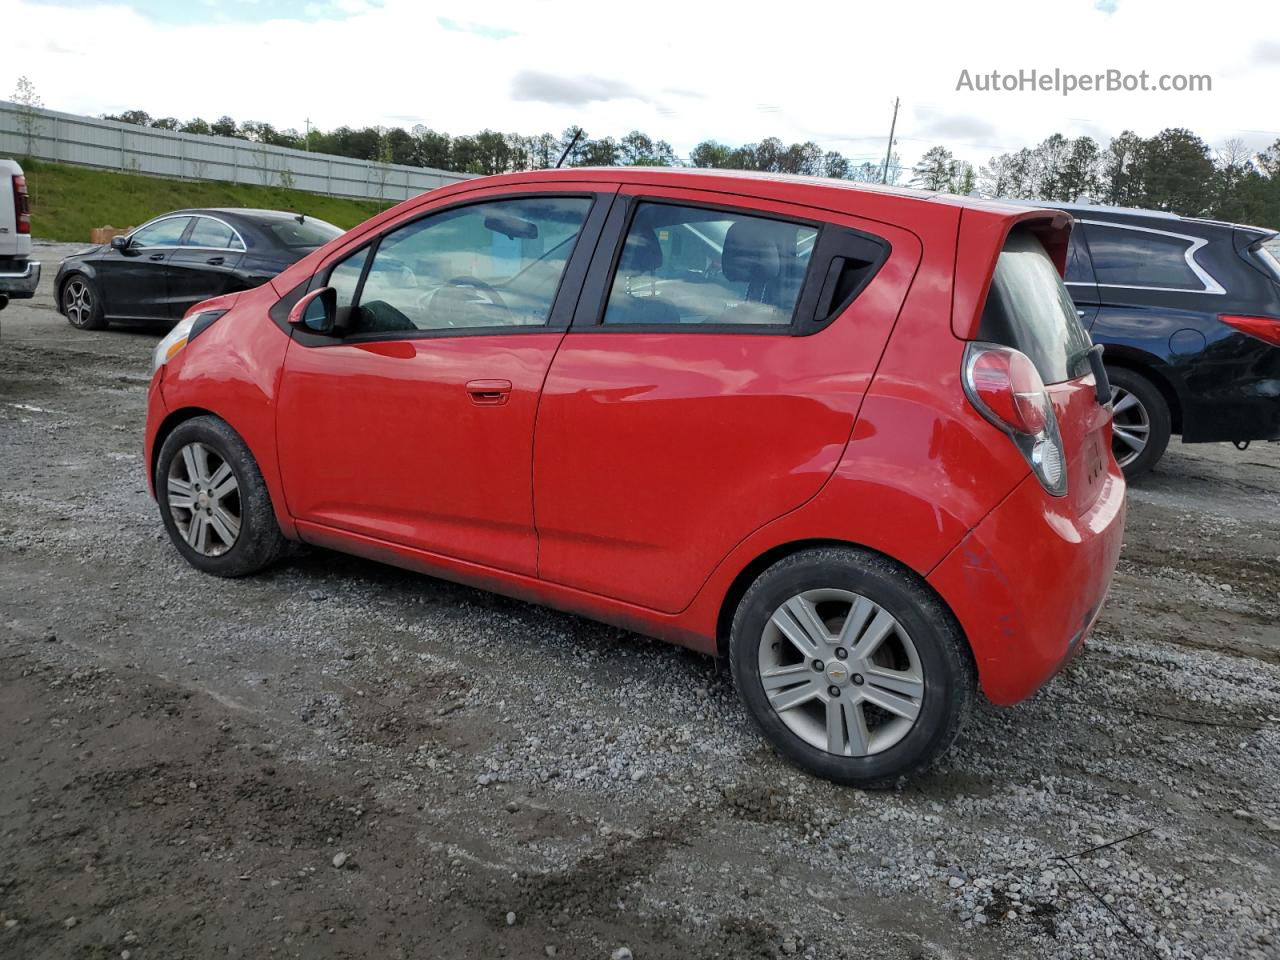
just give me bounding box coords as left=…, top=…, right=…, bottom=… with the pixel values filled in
left=5, top=0, right=1279, bottom=171
left=510, top=71, right=651, bottom=107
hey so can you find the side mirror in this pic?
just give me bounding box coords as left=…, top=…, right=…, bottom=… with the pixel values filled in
left=288, top=286, right=338, bottom=335
left=110, top=235, right=130, bottom=251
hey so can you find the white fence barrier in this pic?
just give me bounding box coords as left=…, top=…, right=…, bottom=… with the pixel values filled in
left=0, top=101, right=473, bottom=203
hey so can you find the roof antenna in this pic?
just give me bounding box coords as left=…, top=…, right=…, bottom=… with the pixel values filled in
left=555, top=128, right=584, bottom=169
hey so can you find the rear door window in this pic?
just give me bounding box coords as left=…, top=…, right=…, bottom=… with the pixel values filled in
left=1084, top=222, right=1206, bottom=290
left=1064, top=228, right=1095, bottom=285
left=979, top=227, right=1093, bottom=384
left=188, top=217, right=240, bottom=250
left=602, top=203, right=817, bottom=327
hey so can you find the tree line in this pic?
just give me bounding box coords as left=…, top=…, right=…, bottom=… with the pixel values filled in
left=101, top=107, right=1279, bottom=226
left=911, top=129, right=1280, bottom=226
left=15, top=87, right=1258, bottom=227
left=98, top=108, right=899, bottom=183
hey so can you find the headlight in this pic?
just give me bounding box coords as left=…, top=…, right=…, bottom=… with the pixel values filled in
left=152, top=310, right=227, bottom=373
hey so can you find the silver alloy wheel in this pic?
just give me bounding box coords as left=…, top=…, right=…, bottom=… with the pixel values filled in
left=758, top=589, right=925, bottom=757
left=64, top=279, right=93, bottom=327
left=167, top=442, right=241, bottom=556
left=1110, top=386, right=1151, bottom=468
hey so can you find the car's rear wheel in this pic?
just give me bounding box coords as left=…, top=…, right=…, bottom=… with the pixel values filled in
left=63, top=275, right=106, bottom=330
left=1107, top=367, right=1171, bottom=479
left=729, top=547, right=974, bottom=787
left=157, top=416, right=285, bottom=577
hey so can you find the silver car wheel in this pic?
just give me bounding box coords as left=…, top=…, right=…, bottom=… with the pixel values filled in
left=64, top=279, right=93, bottom=327
left=167, top=442, right=241, bottom=556
left=758, top=589, right=925, bottom=757
left=1110, top=386, right=1151, bottom=468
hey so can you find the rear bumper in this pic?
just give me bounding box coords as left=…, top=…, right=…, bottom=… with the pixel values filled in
left=1178, top=337, right=1280, bottom=442
left=927, top=466, right=1126, bottom=706
left=1181, top=393, right=1280, bottom=443
left=0, top=259, right=40, bottom=299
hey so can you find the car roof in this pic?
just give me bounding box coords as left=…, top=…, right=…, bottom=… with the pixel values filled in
left=1018, top=199, right=1275, bottom=239
left=169, top=207, right=302, bottom=222
left=437, top=166, right=1058, bottom=220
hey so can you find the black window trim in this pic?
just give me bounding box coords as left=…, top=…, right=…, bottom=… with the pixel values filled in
left=1076, top=219, right=1225, bottom=295
left=278, top=189, right=615, bottom=347
left=570, top=193, right=890, bottom=337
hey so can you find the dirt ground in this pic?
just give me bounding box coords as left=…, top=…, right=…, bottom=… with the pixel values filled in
left=2, top=241, right=1278, bottom=960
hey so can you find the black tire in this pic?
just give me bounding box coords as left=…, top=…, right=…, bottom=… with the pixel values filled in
left=729, top=547, right=975, bottom=788
left=62, top=274, right=107, bottom=330
left=1106, top=367, right=1171, bottom=480
left=156, top=416, right=285, bottom=577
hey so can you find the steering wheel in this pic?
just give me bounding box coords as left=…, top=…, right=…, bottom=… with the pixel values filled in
left=424, top=277, right=510, bottom=328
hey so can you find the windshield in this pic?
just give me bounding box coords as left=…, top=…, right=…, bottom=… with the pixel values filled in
left=978, top=227, right=1093, bottom=384
left=262, top=217, right=342, bottom=248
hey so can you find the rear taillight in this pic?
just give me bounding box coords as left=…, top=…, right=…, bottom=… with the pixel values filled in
left=12, top=175, right=30, bottom=235
left=1220, top=314, right=1280, bottom=347
left=963, top=343, right=1067, bottom=497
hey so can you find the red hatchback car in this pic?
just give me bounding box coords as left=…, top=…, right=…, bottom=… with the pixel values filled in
left=144, top=168, right=1125, bottom=786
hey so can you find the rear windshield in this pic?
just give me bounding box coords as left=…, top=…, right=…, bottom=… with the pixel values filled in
left=261, top=217, right=342, bottom=249
left=978, top=227, right=1093, bottom=384
left=1250, top=241, right=1280, bottom=284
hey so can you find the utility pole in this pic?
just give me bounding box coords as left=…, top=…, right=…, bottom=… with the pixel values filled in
left=880, top=97, right=899, bottom=185
left=304, top=117, right=312, bottom=152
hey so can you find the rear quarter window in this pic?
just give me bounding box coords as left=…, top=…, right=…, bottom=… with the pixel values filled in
left=979, top=228, right=1093, bottom=384
left=1084, top=223, right=1204, bottom=290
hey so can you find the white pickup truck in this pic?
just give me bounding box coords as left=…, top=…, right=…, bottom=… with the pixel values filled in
left=0, top=157, right=40, bottom=310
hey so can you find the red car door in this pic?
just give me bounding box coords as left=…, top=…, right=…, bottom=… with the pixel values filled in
left=275, top=185, right=613, bottom=576
left=532, top=185, right=922, bottom=613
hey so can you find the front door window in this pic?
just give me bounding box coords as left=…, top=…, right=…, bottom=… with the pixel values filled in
left=328, top=197, right=593, bottom=335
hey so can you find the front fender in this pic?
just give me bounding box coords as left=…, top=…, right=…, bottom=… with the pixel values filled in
left=155, top=284, right=297, bottom=538
left=54, top=260, right=99, bottom=311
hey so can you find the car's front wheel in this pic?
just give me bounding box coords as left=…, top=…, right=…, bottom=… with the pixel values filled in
left=156, top=416, right=285, bottom=577
left=62, top=275, right=107, bottom=330
left=730, top=547, right=974, bottom=787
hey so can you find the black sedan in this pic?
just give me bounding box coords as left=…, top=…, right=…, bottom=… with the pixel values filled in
left=54, top=208, right=343, bottom=330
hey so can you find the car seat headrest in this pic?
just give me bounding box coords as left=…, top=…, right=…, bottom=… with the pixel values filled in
left=723, top=219, right=785, bottom=283
left=619, top=227, right=663, bottom=273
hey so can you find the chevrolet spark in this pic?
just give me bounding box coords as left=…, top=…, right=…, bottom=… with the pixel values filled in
left=145, top=169, right=1125, bottom=786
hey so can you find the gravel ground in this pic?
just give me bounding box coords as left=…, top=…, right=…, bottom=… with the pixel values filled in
left=2, top=241, right=1278, bottom=960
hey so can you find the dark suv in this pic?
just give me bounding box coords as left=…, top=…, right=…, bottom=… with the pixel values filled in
left=1049, top=203, right=1280, bottom=476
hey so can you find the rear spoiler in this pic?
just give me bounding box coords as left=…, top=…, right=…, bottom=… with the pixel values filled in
left=951, top=207, right=1074, bottom=340
left=1233, top=224, right=1279, bottom=256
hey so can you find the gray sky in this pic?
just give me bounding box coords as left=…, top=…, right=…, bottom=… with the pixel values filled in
left=7, top=0, right=1280, bottom=172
